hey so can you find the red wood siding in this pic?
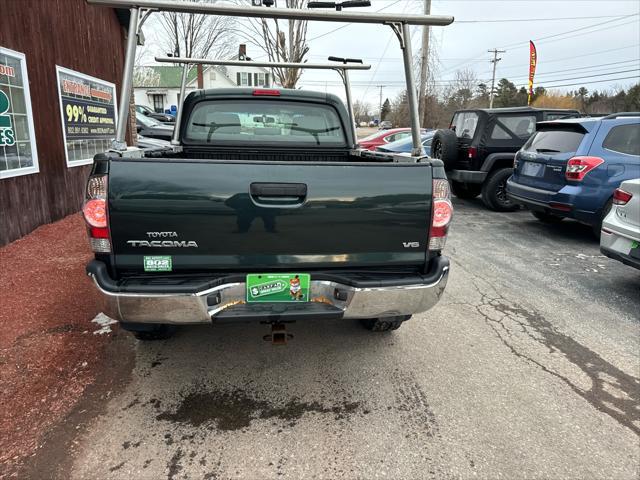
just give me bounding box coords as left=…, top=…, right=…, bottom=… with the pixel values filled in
left=0, top=0, right=127, bottom=245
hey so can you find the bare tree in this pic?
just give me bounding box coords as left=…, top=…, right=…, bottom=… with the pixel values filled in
left=241, top=0, right=309, bottom=88
left=441, top=68, right=478, bottom=110
left=352, top=100, right=372, bottom=124
left=158, top=0, right=236, bottom=59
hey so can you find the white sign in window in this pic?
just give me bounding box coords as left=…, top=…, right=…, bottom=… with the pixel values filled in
left=0, top=47, right=39, bottom=179
left=56, top=66, right=118, bottom=167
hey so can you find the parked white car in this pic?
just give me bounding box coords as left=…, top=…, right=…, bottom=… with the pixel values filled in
left=601, top=178, right=640, bottom=270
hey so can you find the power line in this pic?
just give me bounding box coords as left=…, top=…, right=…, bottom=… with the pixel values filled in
left=357, top=0, right=411, bottom=103
left=439, top=14, right=639, bottom=76
left=513, top=68, right=640, bottom=87
left=307, top=0, right=403, bottom=41
left=475, top=58, right=640, bottom=81
left=519, top=75, right=640, bottom=90
left=305, top=4, right=630, bottom=44
left=456, top=14, right=639, bottom=23
left=300, top=68, right=640, bottom=87
left=498, top=13, right=639, bottom=49
left=476, top=46, right=640, bottom=74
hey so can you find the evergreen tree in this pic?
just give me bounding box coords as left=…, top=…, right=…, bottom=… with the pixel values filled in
left=381, top=98, right=391, bottom=121
left=494, top=78, right=518, bottom=107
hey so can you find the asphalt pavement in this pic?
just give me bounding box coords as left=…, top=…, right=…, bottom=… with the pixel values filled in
left=66, top=198, right=640, bottom=479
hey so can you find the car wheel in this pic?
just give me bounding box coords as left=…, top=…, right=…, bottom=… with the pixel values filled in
left=120, top=322, right=177, bottom=341
left=431, top=130, right=458, bottom=170
left=481, top=168, right=519, bottom=212
left=360, top=315, right=411, bottom=332
left=532, top=211, right=564, bottom=224
left=592, top=198, right=612, bottom=238
left=451, top=181, right=482, bottom=199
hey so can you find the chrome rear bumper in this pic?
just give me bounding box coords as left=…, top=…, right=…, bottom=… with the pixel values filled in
left=87, top=259, right=449, bottom=324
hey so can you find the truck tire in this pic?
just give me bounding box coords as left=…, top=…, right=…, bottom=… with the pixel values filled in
left=532, top=211, right=564, bottom=224
left=360, top=315, right=411, bottom=332
left=481, top=168, right=519, bottom=212
left=451, top=181, right=481, bottom=199
left=120, top=322, right=177, bottom=341
left=431, top=130, right=458, bottom=170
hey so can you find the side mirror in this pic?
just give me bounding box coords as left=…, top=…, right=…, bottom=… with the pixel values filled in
left=136, top=125, right=142, bottom=133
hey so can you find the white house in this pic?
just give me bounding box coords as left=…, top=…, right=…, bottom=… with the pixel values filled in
left=134, top=45, right=274, bottom=114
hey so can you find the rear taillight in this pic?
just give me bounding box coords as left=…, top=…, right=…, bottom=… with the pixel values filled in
left=565, top=156, right=604, bottom=181
left=467, top=146, right=476, bottom=159
left=83, top=174, right=110, bottom=253
left=429, top=179, right=453, bottom=251
left=613, top=188, right=633, bottom=205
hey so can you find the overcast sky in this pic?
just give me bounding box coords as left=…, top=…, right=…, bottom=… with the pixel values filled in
left=140, top=0, right=640, bottom=110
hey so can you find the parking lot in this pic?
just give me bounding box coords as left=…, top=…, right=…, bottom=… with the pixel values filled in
left=25, top=198, right=638, bottom=480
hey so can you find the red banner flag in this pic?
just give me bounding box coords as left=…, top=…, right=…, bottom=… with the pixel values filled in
left=528, top=41, right=537, bottom=105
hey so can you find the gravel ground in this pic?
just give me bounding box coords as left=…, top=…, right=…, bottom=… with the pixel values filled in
left=5, top=199, right=639, bottom=479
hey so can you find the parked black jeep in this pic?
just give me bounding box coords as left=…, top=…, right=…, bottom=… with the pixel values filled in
left=432, top=107, right=580, bottom=211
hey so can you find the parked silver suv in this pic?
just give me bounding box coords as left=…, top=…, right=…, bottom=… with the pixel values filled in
left=601, top=178, right=640, bottom=270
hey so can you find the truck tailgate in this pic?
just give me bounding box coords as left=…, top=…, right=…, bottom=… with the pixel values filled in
left=108, top=159, right=433, bottom=272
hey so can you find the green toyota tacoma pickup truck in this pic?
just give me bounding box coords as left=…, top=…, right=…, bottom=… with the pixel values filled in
left=83, top=88, right=452, bottom=340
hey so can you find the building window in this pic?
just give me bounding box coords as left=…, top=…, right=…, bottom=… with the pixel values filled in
left=209, top=71, right=216, bottom=81
left=240, top=72, right=249, bottom=86
left=257, top=72, right=266, bottom=87
left=0, top=47, right=39, bottom=179
left=56, top=66, right=118, bottom=167
left=151, top=94, right=164, bottom=113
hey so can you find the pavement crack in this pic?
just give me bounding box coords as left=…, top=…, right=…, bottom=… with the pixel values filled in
left=453, top=259, right=640, bottom=436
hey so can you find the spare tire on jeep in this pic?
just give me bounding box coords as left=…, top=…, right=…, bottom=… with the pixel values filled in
left=431, top=129, right=458, bottom=170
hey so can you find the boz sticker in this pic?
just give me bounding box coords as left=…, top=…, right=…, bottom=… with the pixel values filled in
left=144, top=256, right=172, bottom=272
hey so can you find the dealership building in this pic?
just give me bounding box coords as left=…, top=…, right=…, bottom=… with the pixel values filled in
left=0, top=0, right=131, bottom=246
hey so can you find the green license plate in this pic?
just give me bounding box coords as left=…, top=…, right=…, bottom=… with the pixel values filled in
left=246, top=273, right=310, bottom=303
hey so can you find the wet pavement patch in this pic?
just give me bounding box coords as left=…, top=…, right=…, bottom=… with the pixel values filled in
left=156, top=388, right=361, bottom=431
left=167, top=448, right=184, bottom=480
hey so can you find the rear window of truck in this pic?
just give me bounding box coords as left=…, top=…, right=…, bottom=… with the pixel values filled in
left=183, top=99, right=347, bottom=146
left=522, top=128, right=585, bottom=154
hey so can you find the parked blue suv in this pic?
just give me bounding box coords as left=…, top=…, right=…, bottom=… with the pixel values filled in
left=506, top=113, right=640, bottom=235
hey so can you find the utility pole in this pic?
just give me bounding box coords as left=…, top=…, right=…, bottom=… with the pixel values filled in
left=376, top=84, right=386, bottom=120
left=417, top=0, right=431, bottom=126
left=488, top=48, right=505, bottom=108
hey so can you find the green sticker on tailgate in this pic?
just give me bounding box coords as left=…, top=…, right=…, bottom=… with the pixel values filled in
left=247, top=273, right=310, bottom=302
left=144, top=256, right=172, bottom=272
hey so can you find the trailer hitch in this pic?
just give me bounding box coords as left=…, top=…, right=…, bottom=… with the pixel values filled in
left=262, top=323, right=293, bottom=345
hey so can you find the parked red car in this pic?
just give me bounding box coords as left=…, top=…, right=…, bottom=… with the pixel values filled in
left=358, top=128, right=418, bottom=150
